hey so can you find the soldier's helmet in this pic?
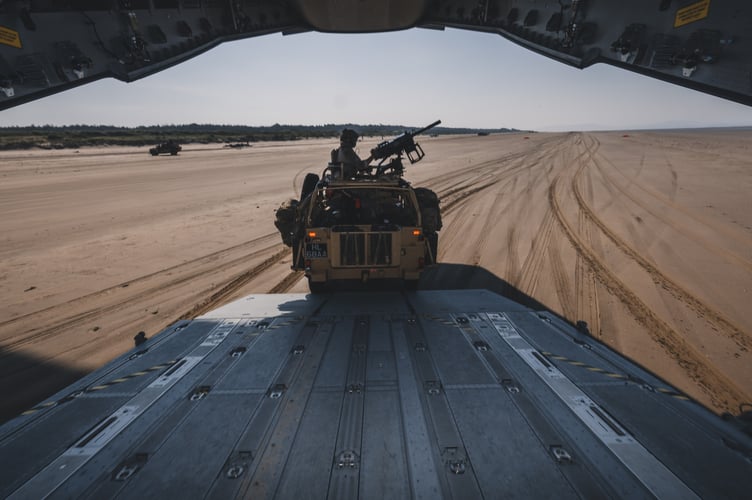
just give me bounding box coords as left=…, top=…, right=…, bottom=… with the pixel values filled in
left=340, top=128, right=359, bottom=148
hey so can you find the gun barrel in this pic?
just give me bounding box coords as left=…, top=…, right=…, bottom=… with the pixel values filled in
left=413, top=120, right=441, bottom=137
left=370, top=119, right=442, bottom=162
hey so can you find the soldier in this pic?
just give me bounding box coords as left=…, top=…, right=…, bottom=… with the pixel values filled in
left=332, top=128, right=373, bottom=178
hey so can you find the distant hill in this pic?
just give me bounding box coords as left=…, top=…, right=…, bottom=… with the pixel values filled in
left=0, top=123, right=521, bottom=150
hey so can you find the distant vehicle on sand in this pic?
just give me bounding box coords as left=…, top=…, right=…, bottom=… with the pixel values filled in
left=149, top=140, right=181, bottom=156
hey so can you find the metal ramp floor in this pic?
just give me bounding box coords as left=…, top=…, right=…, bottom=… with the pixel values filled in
left=2, top=290, right=750, bottom=499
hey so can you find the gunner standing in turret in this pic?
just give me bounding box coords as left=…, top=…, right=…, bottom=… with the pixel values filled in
left=332, top=128, right=372, bottom=179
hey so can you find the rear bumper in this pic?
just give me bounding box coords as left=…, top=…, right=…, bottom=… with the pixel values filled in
left=308, top=267, right=421, bottom=283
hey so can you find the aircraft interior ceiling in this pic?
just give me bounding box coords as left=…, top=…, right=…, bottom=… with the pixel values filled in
left=0, top=0, right=750, bottom=110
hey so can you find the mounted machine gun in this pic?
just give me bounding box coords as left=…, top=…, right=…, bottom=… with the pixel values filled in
left=369, top=120, right=441, bottom=176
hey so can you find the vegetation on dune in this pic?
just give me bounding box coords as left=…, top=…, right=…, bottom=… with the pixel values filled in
left=0, top=123, right=520, bottom=150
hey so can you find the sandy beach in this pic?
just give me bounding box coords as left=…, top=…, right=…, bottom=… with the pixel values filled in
left=1, top=130, right=750, bottom=422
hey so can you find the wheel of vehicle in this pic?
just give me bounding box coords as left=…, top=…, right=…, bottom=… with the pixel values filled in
left=292, top=238, right=305, bottom=268
left=425, top=233, right=438, bottom=265
left=308, top=277, right=327, bottom=294
left=300, top=173, right=319, bottom=201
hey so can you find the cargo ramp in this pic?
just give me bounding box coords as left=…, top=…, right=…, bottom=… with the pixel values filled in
left=1, top=290, right=750, bottom=499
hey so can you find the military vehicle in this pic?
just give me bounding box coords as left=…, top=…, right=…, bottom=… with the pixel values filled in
left=149, top=140, right=181, bottom=156
left=224, top=142, right=252, bottom=149
left=275, top=121, right=442, bottom=292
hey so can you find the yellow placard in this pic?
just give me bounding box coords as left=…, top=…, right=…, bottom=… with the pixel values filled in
left=0, top=25, right=22, bottom=48
left=674, top=0, right=711, bottom=28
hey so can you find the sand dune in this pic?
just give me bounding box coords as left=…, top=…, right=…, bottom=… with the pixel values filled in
left=1, top=130, right=750, bottom=421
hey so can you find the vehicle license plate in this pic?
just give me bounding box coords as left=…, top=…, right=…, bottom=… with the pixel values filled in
left=305, top=243, right=328, bottom=258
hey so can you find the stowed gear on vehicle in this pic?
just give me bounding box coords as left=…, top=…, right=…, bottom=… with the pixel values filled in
left=275, top=121, right=442, bottom=292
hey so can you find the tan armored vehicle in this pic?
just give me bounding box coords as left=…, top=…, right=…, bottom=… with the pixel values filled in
left=275, top=121, right=442, bottom=292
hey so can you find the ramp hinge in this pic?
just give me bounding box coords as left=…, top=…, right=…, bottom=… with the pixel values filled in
left=112, top=453, right=149, bottom=481
left=425, top=380, right=442, bottom=396
left=268, top=383, right=287, bottom=399
left=441, top=447, right=467, bottom=475
left=551, top=445, right=573, bottom=463
left=336, top=450, right=360, bottom=469
left=190, top=385, right=211, bottom=401
left=224, top=450, right=253, bottom=479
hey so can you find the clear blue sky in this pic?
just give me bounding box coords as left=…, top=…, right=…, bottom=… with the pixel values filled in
left=2, top=28, right=751, bottom=131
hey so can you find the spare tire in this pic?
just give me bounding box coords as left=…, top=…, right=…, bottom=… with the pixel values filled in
left=274, top=198, right=299, bottom=247
left=300, top=173, right=320, bottom=201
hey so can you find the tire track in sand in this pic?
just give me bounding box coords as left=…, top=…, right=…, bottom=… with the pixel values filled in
left=0, top=235, right=286, bottom=353
left=571, top=134, right=603, bottom=338
left=516, top=135, right=588, bottom=297
left=179, top=248, right=291, bottom=319
left=573, top=139, right=752, bottom=353
left=515, top=210, right=555, bottom=298
left=574, top=144, right=602, bottom=338
left=434, top=136, right=572, bottom=271
left=549, top=171, right=750, bottom=412
left=547, top=237, right=576, bottom=321
left=593, top=144, right=752, bottom=270
left=269, top=271, right=305, bottom=294
left=40, top=246, right=290, bottom=359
